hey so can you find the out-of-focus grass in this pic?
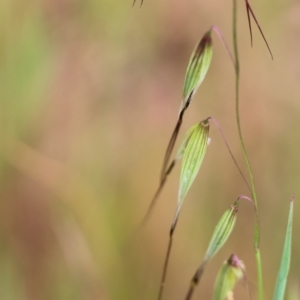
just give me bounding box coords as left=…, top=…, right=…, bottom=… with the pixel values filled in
left=0, top=0, right=299, bottom=299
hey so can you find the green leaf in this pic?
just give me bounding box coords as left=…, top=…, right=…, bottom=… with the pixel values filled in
left=214, top=254, right=244, bottom=300
left=205, top=202, right=238, bottom=261
left=273, top=195, right=294, bottom=300
left=177, top=119, right=210, bottom=213
left=180, top=30, right=213, bottom=113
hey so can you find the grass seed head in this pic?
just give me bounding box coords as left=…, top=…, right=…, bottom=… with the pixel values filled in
left=175, top=119, right=210, bottom=220
left=213, top=253, right=245, bottom=300
left=180, top=30, right=213, bottom=113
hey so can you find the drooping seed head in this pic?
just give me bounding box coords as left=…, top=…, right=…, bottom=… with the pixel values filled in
left=180, top=30, right=213, bottom=113
left=204, top=202, right=238, bottom=261
left=177, top=119, right=210, bottom=213
left=213, top=253, right=245, bottom=300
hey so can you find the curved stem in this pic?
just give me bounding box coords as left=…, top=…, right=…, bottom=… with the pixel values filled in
left=232, top=0, right=263, bottom=299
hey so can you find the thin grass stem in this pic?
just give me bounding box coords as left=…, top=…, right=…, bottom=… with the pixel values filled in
left=232, top=0, right=263, bottom=298
left=184, top=262, right=206, bottom=300
left=158, top=219, right=178, bottom=300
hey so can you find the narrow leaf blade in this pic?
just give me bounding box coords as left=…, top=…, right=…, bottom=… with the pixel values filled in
left=273, top=195, right=294, bottom=300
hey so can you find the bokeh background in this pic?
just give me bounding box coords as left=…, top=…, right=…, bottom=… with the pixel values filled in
left=0, top=0, right=299, bottom=299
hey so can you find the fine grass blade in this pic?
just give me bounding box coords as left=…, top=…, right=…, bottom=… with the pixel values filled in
left=213, top=254, right=245, bottom=300
left=273, top=194, right=295, bottom=300
left=158, top=120, right=210, bottom=300
left=185, top=202, right=239, bottom=300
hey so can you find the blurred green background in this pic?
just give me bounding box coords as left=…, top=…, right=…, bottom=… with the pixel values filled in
left=0, top=0, right=299, bottom=299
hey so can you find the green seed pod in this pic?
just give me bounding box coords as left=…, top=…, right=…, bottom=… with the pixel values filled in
left=180, top=30, right=213, bottom=113
left=204, top=203, right=238, bottom=261
left=213, top=254, right=245, bottom=300
left=177, top=119, right=210, bottom=215
left=175, top=123, right=200, bottom=161
left=184, top=202, right=240, bottom=299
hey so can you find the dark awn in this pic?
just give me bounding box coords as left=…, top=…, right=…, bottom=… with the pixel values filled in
left=132, top=0, right=143, bottom=7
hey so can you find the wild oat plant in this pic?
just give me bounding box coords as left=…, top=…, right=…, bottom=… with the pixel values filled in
left=134, top=1, right=295, bottom=299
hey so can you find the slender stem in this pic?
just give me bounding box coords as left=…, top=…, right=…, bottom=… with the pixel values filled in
left=256, top=249, right=263, bottom=298
left=184, top=261, right=206, bottom=300
left=232, top=0, right=263, bottom=299
left=158, top=234, right=173, bottom=300
left=158, top=218, right=178, bottom=300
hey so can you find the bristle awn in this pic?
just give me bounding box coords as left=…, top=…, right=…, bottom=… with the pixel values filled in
left=237, top=195, right=255, bottom=207
left=139, top=161, right=175, bottom=227
left=160, top=104, right=188, bottom=182
left=160, top=121, right=179, bottom=182
left=242, top=262, right=253, bottom=300
left=245, top=0, right=273, bottom=59
left=132, top=0, right=143, bottom=7
left=245, top=1, right=253, bottom=47
left=185, top=202, right=239, bottom=300
left=140, top=156, right=178, bottom=227
left=210, top=25, right=235, bottom=68
left=208, top=117, right=251, bottom=193
left=158, top=121, right=210, bottom=300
